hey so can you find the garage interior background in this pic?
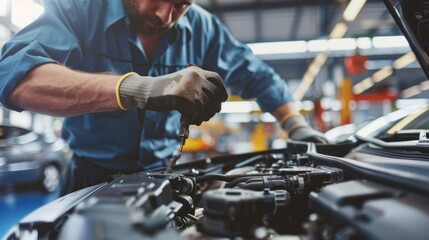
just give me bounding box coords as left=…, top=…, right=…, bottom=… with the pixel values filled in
left=0, top=0, right=428, bottom=236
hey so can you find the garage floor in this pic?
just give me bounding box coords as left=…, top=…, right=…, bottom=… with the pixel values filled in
left=0, top=186, right=59, bottom=237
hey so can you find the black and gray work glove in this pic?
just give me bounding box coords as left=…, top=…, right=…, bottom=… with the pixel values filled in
left=282, top=113, right=328, bottom=143
left=116, top=66, right=228, bottom=125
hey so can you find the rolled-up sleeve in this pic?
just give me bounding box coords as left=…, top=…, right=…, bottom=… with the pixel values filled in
left=0, top=0, right=84, bottom=111
left=202, top=14, right=294, bottom=113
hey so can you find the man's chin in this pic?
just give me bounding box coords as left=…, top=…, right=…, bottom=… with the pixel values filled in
left=138, top=26, right=171, bottom=35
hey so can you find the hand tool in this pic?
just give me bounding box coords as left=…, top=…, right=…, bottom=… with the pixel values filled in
left=167, top=116, right=189, bottom=173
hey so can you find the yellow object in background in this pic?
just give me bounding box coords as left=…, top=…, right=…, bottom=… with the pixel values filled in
left=182, top=135, right=214, bottom=152
left=251, top=123, right=268, bottom=151
left=340, top=78, right=352, bottom=125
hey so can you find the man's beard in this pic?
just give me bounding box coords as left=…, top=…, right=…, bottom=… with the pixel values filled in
left=123, top=0, right=174, bottom=35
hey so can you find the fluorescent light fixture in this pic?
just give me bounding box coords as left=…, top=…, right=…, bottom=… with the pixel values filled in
left=308, top=39, right=328, bottom=52
left=313, top=53, right=328, bottom=68
left=247, top=41, right=307, bottom=55
left=294, top=53, right=327, bottom=100
left=224, top=113, right=252, bottom=123
left=247, top=35, right=411, bottom=59
left=354, top=50, right=418, bottom=95
left=361, top=77, right=374, bottom=89
left=353, top=77, right=373, bottom=94
left=329, top=22, right=348, bottom=39
left=343, top=0, right=367, bottom=22
left=352, top=84, right=364, bottom=95
left=372, top=66, right=393, bottom=83
left=372, top=36, right=409, bottom=48
left=401, top=80, right=429, bottom=98
left=356, top=37, right=372, bottom=49
left=11, top=0, right=44, bottom=29
left=294, top=72, right=313, bottom=100
left=302, top=100, right=315, bottom=111
left=328, top=38, right=357, bottom=51
left=393, top=52, right=416, bottom=69
left=308, top=38, right=360, bottom=52
left=294, top=100, right=315, bottom=111
left=401, top=85, right=422, bottom=98
left=220, top=101, right=260, bottom=113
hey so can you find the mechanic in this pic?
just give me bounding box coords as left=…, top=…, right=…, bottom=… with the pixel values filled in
left=0, top=0, right=327, bottom=195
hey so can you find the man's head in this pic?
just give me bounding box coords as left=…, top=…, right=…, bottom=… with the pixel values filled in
left=123, top=0, right=194, bottom=35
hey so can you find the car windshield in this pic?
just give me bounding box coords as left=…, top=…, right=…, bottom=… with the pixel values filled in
left=356, top=106, right=429, bottom=142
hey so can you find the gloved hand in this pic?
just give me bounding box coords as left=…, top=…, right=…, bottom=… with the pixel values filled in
left=116, top=66, right=228, bottom=125
left=281, top=113, right=328, bottom=143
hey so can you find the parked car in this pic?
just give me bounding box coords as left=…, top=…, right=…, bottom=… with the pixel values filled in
left=0, top=124, right=71, bottom=192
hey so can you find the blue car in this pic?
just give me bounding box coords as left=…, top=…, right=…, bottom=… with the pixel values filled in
left=0, top=124, right=71, bottom=192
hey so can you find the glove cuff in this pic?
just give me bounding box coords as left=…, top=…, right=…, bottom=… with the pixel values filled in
left=281, top=114, right=310, bottom=136
left=116, top=72, right=153, bottom=110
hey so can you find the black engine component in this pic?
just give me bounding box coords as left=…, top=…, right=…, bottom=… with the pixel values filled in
left=5, top=140, right=429, bottom=240
left=198, top=188, right=289, bottom=237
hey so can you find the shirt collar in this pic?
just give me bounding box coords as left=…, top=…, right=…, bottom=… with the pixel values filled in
left=104, top=0, right=127, bottom=32
left=176, top=13, right=193, bottom=39
left=104, top=0, right=193, bottom=39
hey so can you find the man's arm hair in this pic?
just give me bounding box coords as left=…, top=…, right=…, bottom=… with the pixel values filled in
left=9, top=63, right=120, bottom=116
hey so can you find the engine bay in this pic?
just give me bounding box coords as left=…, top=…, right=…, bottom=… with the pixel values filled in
left=9, top=137, right=429, bottom=240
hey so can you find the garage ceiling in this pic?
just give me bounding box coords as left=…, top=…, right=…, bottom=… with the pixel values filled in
left=197, top=0, right=400, bottom=43
left=196, top=0, right=427, bottom=98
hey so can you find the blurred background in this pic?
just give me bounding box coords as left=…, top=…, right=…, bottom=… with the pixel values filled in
left=1, top=0, right=429, bottom=236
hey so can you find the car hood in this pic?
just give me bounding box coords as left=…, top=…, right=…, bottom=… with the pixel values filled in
left=384, top=0, right=429, bottom=79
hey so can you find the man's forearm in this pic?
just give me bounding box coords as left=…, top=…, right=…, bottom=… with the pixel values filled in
left=9, top=63, right=120, bottom=116
left=271, top=102, right=300, bottom=122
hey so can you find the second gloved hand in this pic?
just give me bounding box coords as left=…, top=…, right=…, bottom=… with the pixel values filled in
left=117, top=66, right=228, bottom=125
left=282, top=113, right=328, bottom=143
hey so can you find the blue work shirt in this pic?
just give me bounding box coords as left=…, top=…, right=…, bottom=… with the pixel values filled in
left=0, top=0, right=293, bottom=170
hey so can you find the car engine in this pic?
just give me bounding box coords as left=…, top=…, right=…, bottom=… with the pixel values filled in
left=8, top=136, right=429, bottom=240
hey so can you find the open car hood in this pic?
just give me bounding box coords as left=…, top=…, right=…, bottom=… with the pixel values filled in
left=384, top=0, right=429, bottom=78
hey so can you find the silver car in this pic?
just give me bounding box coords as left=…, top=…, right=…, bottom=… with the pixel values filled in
left=0, top=124, right=71, bottom=192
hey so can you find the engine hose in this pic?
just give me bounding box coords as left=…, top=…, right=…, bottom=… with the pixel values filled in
left=240, top=182, right=264, bottom=190
left=224, top=177, right=261, bottom=188
left=195, top=173, right=273, bottom=183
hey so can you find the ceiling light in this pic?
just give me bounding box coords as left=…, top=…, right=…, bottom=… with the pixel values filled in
left=352, top=77, right=373, bottom=95
left=308, top=39, right=328, bottom=52
left=343, top=0, right=367, bottom=22
left=328, top=38, right=357, bottom=51
left=372, top=66, right=393, bottom=83
left=372, top=36, right=409, bottom=48
left=329, top=22, right=348, bottom=39
left=401, top=80, right=429, bottom=98
left=352, top=84, right=364, bottom=95
left=361, top=77, right=374, bottom=89
left=356, top=37, right=372, bottom=49
left=220, top=101, right=260, bottom=113
left=247, top=41, right=307, bottom=55
left=401, top=85, right=422, bottom=98
left=294, top=72, right=313, bottom=100
left=393, top=52, right=416, bottom=69
left=313, top=53, right=328, bottom=67
left=293, top=53, right=328, bottom=100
